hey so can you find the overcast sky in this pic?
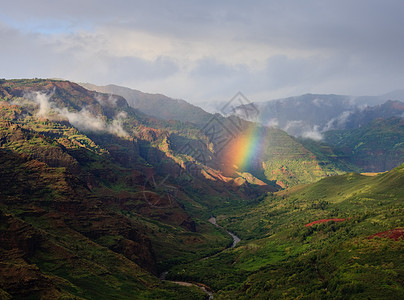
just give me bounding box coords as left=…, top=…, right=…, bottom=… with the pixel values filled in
left=1, top=0, right=403, bottom=106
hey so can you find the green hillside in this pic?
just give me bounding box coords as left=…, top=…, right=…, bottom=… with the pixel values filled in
left=324, top=117, right=404, bottom=172
left=168, top=164, right=404, bottom=299
left=259, top=128, right=358, bottom=188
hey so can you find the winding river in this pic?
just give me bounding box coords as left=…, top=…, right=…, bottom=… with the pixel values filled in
left=208, top=217, right=241, bottom=248
left=160, top=217, right=241, bottom=299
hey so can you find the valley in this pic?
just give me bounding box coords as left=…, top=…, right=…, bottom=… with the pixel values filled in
left=0, top=79, right=403, bottom=299
left=160, top=217, right=240, bottom=300
left=208, top=217, right=241, bottom=248
left=167, top=164, right=404, bottom=299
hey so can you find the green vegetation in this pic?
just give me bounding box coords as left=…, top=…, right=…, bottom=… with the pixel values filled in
left=324, top=117, right=404, bottom=172
left=168, top=164, right=404, bottom=298
left=258, top=127, right=355, bottom=188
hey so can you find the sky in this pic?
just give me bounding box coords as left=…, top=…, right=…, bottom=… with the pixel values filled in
left=1, top=0, right=404, bottom=107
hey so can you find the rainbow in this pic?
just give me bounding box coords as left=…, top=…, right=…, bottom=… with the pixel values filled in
left=224, top=125, right=265, bottom=172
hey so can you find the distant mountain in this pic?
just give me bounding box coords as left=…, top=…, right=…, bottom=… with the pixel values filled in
left=355, top=89, right=404, bottom=106
left=238, top=93, right=404, bottom=139
left=80, top=83, right=212, bottom=126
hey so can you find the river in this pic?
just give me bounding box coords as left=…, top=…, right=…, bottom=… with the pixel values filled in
left=160, top=217, right=241, bottom=299
left=208, top=217, right=241, bottom=248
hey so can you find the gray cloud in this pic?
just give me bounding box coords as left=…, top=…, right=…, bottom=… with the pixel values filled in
left=1, top=1, right=404, bottom=105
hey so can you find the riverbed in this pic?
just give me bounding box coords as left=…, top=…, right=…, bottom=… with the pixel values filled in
left=208, top=217, right=241, bottom=248
left=161, top=217, right=241, bottom=299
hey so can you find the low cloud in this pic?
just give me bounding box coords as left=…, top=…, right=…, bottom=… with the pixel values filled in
left=109, top=111, right=128, bottom=137
left=95, top=94, right=119, bottom=107
left=301, top=126, right=323, bottom=141
left=24, top=90, right=54, bottom=116
left=323, top=111, right=351, bottom=132
left=25, top=91, right=129, bottom=137
left=35, top=92, right=53, bottom=116
left=266, top=118, right=279, bottom=128
left=283, top=120, right=323, bottom=141
left=283, top=120, right=305, bottom=133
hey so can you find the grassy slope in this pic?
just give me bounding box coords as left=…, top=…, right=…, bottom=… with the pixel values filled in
left=168, top=164, right=404, bottom=299
left=259, top=127, right=356, bottom=188
left=324, top=117, right=404, bottom=172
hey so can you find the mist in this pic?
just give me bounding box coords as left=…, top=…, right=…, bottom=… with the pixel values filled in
left=25, top=91, right=129, bottom=137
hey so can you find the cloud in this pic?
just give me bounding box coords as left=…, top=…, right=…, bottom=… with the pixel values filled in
left=2, top=1, right=404, bottom=104
left=283, top=120, right=305, bottom=133
left=25, top=91, right=129, bottom=137
left=301, top=126, right=323, bottom=141
left=95, top=94, right=119, bottom=107
left=283, top=120, right=324, bottom=141
left=266, top=118, right=279, bottom=128
left=323, top=110, right=354, bottom=132
left=109, top=111, right=129, bottom=137
left=56, top=107, right=106, bottom=132
left=23, top=90, right=54, bottom=117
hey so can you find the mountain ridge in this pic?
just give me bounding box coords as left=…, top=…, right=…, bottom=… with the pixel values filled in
left=78, top=82, right=366, bottom=187
left=80, top=83, right=212, bottom=126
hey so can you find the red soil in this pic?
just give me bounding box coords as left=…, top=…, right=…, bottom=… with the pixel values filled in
left=368, top=228, right=404, bottom=241
left=305, top=218, right=346, bottom=227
